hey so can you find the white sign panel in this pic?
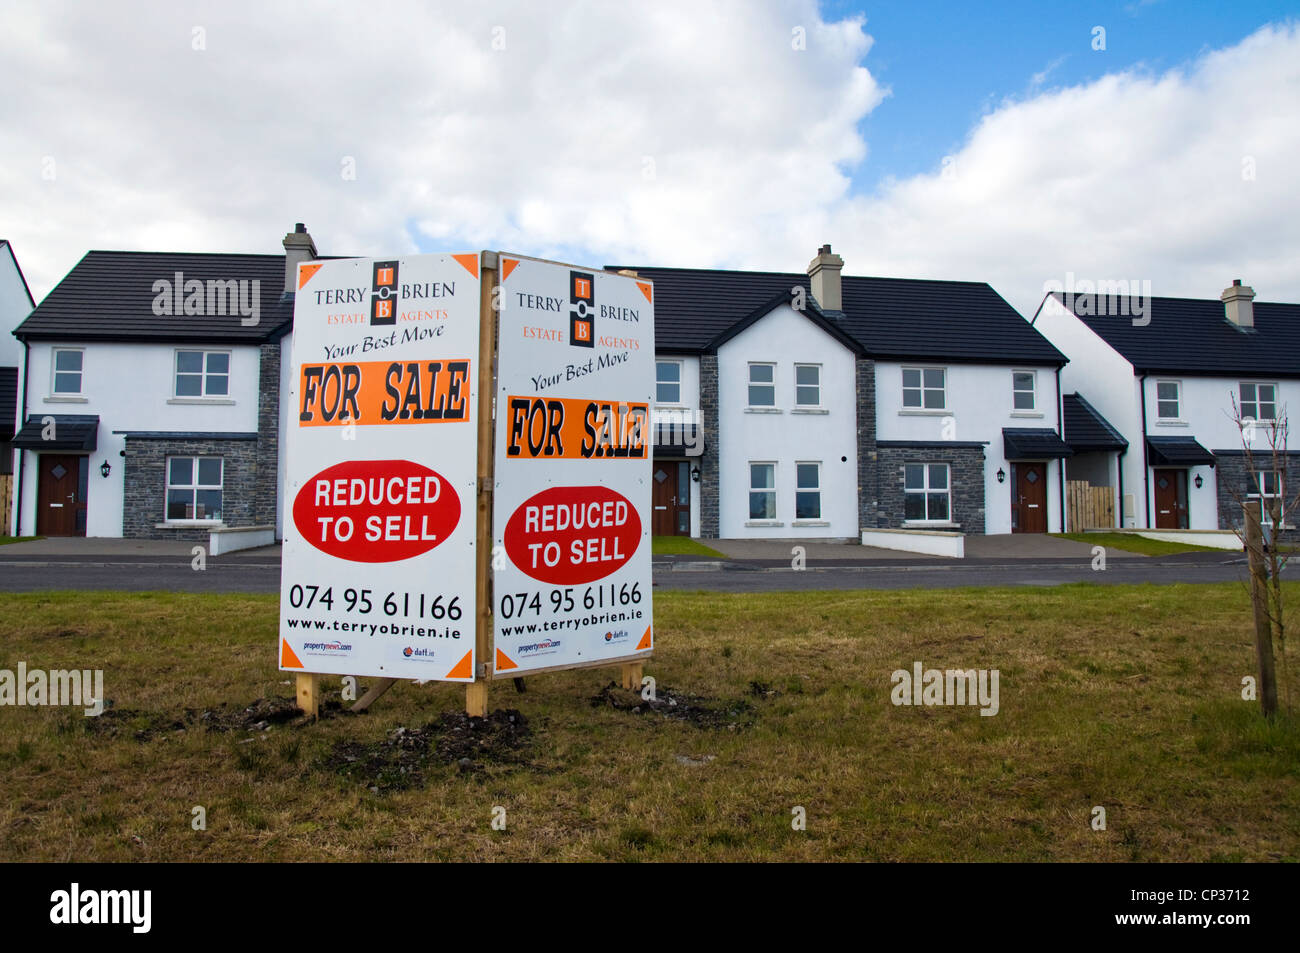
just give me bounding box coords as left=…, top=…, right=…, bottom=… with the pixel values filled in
left=278, top=253, right=481, bottom=682
left=492, top=255, right=654, bottom=674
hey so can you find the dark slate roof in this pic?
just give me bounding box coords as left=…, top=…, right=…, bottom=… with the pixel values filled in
left=1050, top=292, right=1300, bottom=377
left=1147, top=436, right=1215, bottom=467
left=1062, top=393, right=1127, bottom=452
left=0, top=367, right=16, bottom=440
left=1003, top=428, right=1072, bottom=459
left=14, top=251, right=296, bottom=343
left=608, top=265, right=1066, bottom=365
left=12, top=414, right=98, bottom=451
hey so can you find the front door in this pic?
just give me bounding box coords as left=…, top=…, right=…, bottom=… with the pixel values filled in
left=651, top=461, right=691, bottom=535
left=1011, top=462, right=1047, bottom=533
left=1153, top=469, right=1188, bottom=529
left=36, top=454, right=88, bottom=537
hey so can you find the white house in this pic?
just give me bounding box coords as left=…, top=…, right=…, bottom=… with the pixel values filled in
left=1031, top=283, right=1300, bottom=531
left=1, top=239, right=36, bottom=535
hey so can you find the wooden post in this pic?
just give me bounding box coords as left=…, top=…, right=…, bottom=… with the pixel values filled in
left=467, top=252, right=498, bottom=719
left=1244, top=504, right=1279, bottom=718
left=296, top=673, right=321, bottom=719
left=621, top=662, right=643, bottom=692
left=350, top=676, right=397, bottom=713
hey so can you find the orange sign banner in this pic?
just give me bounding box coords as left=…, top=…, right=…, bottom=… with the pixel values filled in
left=503, top=395, right=649, bottom=459
left=298, top=359, right=472, bottom=427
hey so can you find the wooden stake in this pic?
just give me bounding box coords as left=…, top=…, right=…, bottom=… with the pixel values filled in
left=621, top=662, right=644, bottom=692
left=1245, top=505, right=1279, bottom=718
left=350, top=676, right=398, bottom=713
left=468, top=252, right=498, bottom=718
left=296, top=673, right=321, bottom=719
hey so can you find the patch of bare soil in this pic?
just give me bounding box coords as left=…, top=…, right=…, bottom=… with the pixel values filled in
left=588, top=681, right=754, bottom=729
left=83, top=695, right=336, bottom=741
left=323, top=709, right=531, bottom=791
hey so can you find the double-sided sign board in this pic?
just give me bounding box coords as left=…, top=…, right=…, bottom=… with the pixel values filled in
left=279, top=253, right=482, bottom=682
left=278, top=251, right=654, bottom=685
left=491, top=255, right=655, bottom=675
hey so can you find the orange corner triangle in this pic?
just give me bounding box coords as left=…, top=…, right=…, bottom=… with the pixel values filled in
left=495, top=647, right=518, bottom=671
left=297, top=262, right=324, bottom=289
left=445, top=649, right=474, bottom=680
left=501, top=257, right=520, bottom=282
left=452, top=253, right=479, bottom=278
left=636, top=281, right=653, bottom=304
left=636, top=625, right=652, bottom=651
left=280, top=639, right=304, bottom=669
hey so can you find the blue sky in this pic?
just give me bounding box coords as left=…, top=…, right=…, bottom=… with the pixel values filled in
left=833, top=0, right=1300, bottom=193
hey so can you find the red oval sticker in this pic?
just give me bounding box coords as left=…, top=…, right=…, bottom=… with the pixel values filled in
left=504, top=485, right=641, bottom=585
left=292, top=459, right=461, bottom=563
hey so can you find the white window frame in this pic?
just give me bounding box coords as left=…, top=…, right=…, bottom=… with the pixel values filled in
left=174, top=349, right=232, bottom=399
left=748, top=461, right=777, bottom=521
left=794, top=364, right=822, bottom=409
left=747, top=362, right=776, bottom=409
left=903, top=462, right=952, bottom=524
left=1012, top=370, right=1036, bottom=412
left=1249, top=470, right=1284, bottom=527
left=655, top=359, right=684, bottom=406
left=902, top=366, right=947, bottom=411
left=1240, top=381, right=1278, bottom=424
left=795, top=461, right=822, bottom=521
left=1155, top=379, right=1182, bottom=421
left=51, top=347, right=84, bottom=396
left=165, top=456, right=224, bottom=523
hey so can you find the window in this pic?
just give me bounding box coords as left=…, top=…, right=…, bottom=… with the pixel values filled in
left=749, top=463, right=776, bottom=520
left=1240, top=382, right=1277, bottom=422
left=795, top=462, right=821, bottom=519
left=166, top=457, right=223, bottom=521
left=175, top=350, right=230, bottom=398
left=1249, top=470, right=1283, bottom=526
left=904, top=463, right=950, bottom=522
left=655, top=360, right=682, bottom=404
left=1012, top=371, right=1036, bottom=411
left=52, top=348, right=83, bottom=394
left=748, top=363, right=775, bottom=407
left=902, top=367, right=946, bottom=410
left=1156, top=380, right=1181, bottom=420
left=795, top=364, right=821, bottom=407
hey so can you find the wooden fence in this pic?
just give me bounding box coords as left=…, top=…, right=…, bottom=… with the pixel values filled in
left=1067, top=480, right=1114, bottom=531
left=0, top=474, right=11, bottom=536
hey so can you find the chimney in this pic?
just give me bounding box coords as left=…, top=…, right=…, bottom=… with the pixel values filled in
left=1221, top=278, right=1255, bottom=329
left=807, top=243, right=844, bottom=313
left=282, top=222, right=318, bottom=297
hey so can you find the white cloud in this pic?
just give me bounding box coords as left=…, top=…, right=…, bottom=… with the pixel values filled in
left=1, top=3, right=1298, bottom=323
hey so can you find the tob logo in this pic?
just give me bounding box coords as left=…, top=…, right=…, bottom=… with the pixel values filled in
left=570, top=271, right=594, bottom=348
left=371, top=260, right=399, bottom=326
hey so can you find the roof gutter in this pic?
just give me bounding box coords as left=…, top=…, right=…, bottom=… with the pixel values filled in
left=1056, top=365, right=1066, bottom=532
left=14, top=340, right=29, bottom=535
left=1139, top=373, right=1150, bottom=528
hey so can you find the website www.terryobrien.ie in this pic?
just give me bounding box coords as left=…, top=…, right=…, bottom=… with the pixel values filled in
left=498, top=609, right=640, bottom=636
left=1114, top=912, right=1250, bottom=927
left=284, top=608, right=640, bottom=638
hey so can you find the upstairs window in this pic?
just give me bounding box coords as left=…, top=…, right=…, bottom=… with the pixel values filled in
left=175, top=350, right=230, bottom=398
left=748, top=363, right=775, bottom=407
left=656, top=360, right=682, bottom=404
left=795, top=364, right=821, bottom=407
left=52, top=348, right=83, bottom=394
left=1240, top=382, right=1277, bottom=422
left=1013, top=371, right=1036, bottom=411
left=1155, top=380, right=1181, bottom=420
left=903, top=367, right=946, bottom=410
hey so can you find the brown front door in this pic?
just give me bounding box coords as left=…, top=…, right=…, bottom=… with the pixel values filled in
left=36, top=454, right=88, bottom=537
left=1153, top=469, right=1188, bottom=528
left=1011, top=462, right=1048, bottom=533
left=651, top=462, right=691, bottom=535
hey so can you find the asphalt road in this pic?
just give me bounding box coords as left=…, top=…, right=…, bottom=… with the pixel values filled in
left=0, top=551, right=1282, bottom=594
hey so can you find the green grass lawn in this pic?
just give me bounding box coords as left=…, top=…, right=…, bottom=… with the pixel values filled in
left=0, top=536, right=41, bottom=546
left=1053, top=532, right=1233, bottom=556
left=651, top=536, right=725, bottom=557
left=0, top=584, right=1296, bottom=861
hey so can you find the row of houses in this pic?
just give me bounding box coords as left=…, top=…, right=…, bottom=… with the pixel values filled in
left=3, top=225, right=1296, bottom=543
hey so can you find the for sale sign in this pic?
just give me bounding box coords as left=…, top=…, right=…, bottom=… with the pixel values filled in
left=492, top=256, right=654, bottom=674
left=278, top=253, right=481, bottom=681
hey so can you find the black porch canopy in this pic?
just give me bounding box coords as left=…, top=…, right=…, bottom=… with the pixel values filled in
left=1146, top=436, right=1215, bottom=467
left=1003, top=428, right=1072, bottom=460
left=11, top=414, right=99, bottom=451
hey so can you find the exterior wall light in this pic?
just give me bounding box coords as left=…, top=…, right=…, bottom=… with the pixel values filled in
left=1194, top=473, right=1203, bottom=489
left=691, top=466, right=701, bottom=483
left=100, top=461, right=112, bottom=478
left=996, top=468, right=1006, bottom=484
